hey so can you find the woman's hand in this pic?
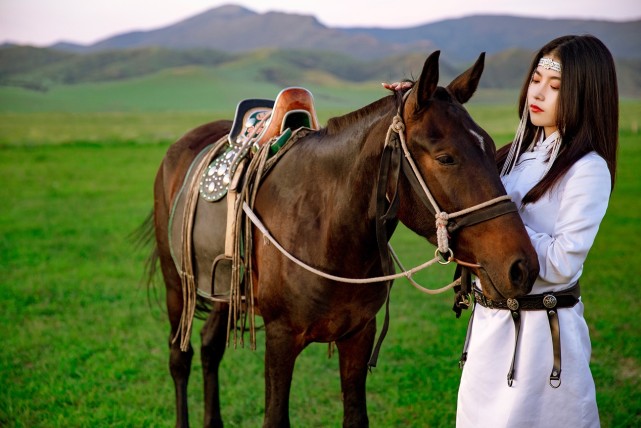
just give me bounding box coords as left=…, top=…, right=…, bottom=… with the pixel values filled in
left=382, top=81, right=414, bottom=91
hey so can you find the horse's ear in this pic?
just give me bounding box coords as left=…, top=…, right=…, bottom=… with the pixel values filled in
left=447, top=52, right=485, bottom=104
left=416, top=50, right=440, bottom=107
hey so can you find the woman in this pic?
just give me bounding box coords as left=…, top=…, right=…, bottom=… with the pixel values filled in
left=386, top=34, right=618, bottom=427
left=456, top=34, right=617, bottom=428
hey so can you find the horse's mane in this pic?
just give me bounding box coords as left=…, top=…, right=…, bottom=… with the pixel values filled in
left=324, top=94, right=400, bottom=135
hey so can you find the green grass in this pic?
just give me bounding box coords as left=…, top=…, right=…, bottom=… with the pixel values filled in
left=0, top=65, right=384, bottom=115
left=0, top=99, right=640, bottom=426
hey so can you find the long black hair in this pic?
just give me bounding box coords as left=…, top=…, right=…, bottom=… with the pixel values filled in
left=497, top=35, right=618, bottom=204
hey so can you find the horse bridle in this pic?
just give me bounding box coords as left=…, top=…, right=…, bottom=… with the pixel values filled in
left=366, top=91, right=521, bottom=367
left=374, top=91, right=518, bottom=277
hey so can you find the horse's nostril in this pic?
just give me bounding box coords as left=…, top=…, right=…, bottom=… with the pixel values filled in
left=509, top=259, right=527, bottom=287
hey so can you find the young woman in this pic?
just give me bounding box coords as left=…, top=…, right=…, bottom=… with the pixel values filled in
left=456, top=35, right=617, bottom=427
left=385, top=34, right=618, bottom=427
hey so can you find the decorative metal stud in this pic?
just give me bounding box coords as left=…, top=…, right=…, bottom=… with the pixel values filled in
left=543, top=295, right=557, bottom=309
left=507, top=298, right=520, bottom=311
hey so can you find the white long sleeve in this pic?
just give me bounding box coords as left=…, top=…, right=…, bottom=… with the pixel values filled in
left=501, top=132, right=611, bottom=293
left=524, top=153, right=611, bottom=287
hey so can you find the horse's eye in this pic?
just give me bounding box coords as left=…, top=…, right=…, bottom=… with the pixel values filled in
left=436, top=154, right=455, bottom=165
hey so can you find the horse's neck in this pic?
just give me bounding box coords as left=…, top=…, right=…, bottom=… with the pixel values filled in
left=311, top=104, right=395, bottom=221
left=323, top=97, right=395, bottom=163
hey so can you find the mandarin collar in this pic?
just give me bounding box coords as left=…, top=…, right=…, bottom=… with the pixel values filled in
left=532, top=130, right=560, bottom=152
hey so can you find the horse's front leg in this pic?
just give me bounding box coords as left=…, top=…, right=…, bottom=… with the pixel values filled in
left=335, top=320, right=377, bottom=428
left=201, top=302, right=229, bottom=428
left=262, top=321, right=304, bottom=428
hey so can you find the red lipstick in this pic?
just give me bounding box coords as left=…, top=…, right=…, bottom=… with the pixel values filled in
left=530, top=104, right=543, bottom=113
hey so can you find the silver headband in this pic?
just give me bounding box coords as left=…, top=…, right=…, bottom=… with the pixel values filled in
left=538, top=57, right=561, bottom=73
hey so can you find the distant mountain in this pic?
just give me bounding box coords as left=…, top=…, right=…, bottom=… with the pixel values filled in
left=2, top=5, right=640, bottom=97
left=344, top=15, right=641, bottom=61
left=57, top=5, right=433, bottom=60
left=47, top=5, right=640, bottom=62
left=0, top=46, right=442, bottom=90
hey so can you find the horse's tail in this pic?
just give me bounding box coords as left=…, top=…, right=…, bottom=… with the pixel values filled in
left=130, top=210, right=161, bottom=306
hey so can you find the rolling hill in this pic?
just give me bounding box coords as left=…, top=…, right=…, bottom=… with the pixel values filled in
left=2, top=44, right=640, bottom=98
left=1, top=5, right=640, bottom=105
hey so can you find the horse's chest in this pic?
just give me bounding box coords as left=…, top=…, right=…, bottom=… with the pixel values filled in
left=282, top=283, right=388, bottom=341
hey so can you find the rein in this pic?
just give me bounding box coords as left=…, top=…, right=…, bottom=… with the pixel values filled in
left=242, top=201, right=455, bottom=288
left=239, top=93, right=520, bottom=289
left=238, top=93, right=519, bottom=366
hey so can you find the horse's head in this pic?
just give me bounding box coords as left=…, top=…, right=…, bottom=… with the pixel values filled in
left=394, top=51, right=538, bottom=300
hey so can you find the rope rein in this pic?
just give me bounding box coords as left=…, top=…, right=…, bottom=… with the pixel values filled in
left=173, top=99, right=517, bottom=351
left=243, top=201, right=457, bottom=289
left=238, top=109, right=513, bottom=290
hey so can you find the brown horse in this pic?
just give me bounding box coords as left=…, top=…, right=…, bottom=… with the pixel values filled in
left=146, top=51, right=539, bottom=427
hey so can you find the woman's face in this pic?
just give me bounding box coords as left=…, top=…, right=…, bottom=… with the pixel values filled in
left=528, top=55, right=561, bottom=138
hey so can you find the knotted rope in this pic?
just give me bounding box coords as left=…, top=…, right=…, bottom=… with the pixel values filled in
left=386, top=113, right=511, bottom=256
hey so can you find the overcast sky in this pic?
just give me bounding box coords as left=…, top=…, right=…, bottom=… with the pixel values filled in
left=1, top=0, right=640, bottom=46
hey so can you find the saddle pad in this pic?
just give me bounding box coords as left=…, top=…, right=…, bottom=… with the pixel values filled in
left=169, top=143, right=233, bottom=301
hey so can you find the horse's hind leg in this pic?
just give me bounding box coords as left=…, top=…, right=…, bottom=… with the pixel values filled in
left=336, top=320, right=377, bottom=428
left=166, top=283, right=194, bottom=428
left=155, top=168, right=194, bottom=428
left=200, top=302, right=229, bottom=428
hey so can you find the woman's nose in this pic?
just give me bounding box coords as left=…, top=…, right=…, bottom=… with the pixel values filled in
left=533, top=89, right=544, bottom=100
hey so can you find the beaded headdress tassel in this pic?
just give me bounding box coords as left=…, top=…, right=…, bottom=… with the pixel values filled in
left=500, top=56, right=563, bottom=178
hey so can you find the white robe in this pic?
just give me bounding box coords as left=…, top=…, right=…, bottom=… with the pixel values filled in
left=457, top=132, right=610, bottom=428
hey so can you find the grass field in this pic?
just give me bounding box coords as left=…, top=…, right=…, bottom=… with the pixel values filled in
left=0, top=84, right=640, bottom=427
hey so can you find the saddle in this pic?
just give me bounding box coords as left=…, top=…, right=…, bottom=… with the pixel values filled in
left=201, top=87, right=320, bottom=202
left=228, top=86, right=319, bottom=148
left=171, top=87, right=320, bottom=306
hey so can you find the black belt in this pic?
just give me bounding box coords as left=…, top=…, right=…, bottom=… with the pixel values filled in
left=461, top=283, right=581, bottom=388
